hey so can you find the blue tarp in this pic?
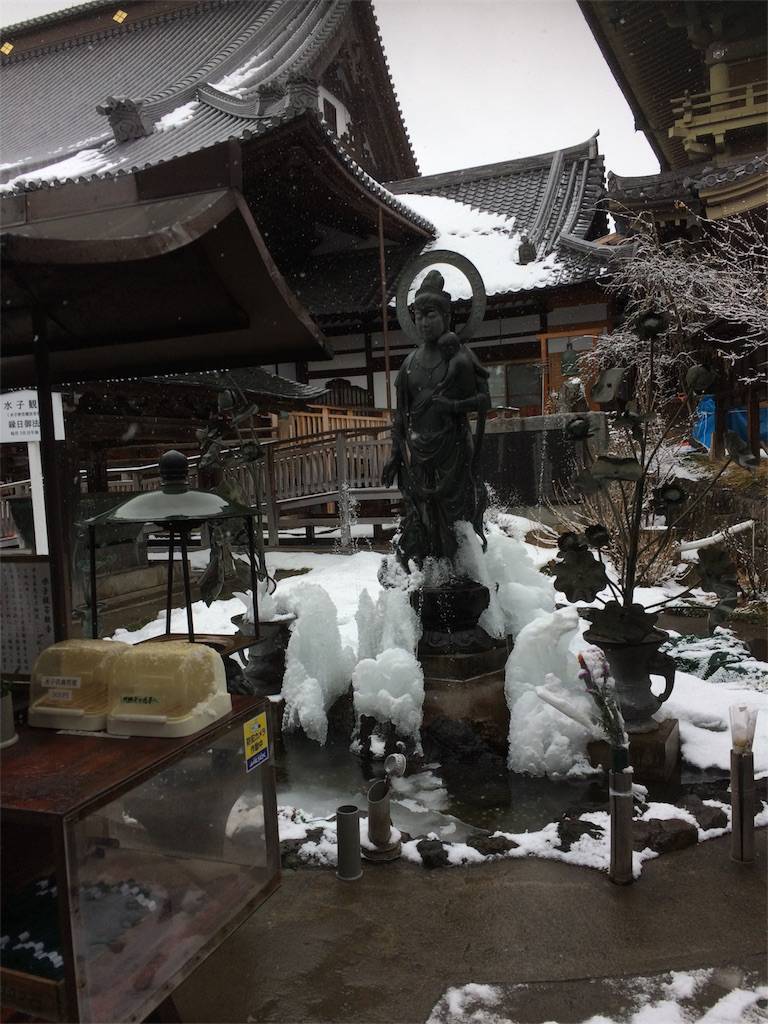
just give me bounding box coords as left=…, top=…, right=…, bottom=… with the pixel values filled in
left=692, top=395, right=768, bottom=449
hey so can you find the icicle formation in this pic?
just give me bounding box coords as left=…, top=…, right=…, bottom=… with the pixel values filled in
left=233, top=578, right=278, bottom=623
left=352, top=586, right=424, bottom=742
left=506, top=607, right=600, bottom=776
left=280, top=584, right=355, bottom=745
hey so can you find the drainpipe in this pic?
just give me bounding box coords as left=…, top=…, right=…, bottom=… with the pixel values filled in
left=336, top=804, right=362, bottom=881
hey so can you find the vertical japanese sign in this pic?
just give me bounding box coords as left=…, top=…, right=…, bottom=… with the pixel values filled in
left=0, top=390, right=65, bottom=443
left=1, top=557, right=55, bottom=677
left=1, top=390, right=66, bottom=556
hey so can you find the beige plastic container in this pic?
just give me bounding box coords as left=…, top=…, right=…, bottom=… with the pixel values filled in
left=106, top=640, right=232, bottom=737
left=29, top=639, right=130, bottom=732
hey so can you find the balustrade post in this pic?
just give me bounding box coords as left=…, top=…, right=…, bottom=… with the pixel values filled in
left=335, top=432, right=352, bottom=550
left=264, top=447, right=280, bottom=547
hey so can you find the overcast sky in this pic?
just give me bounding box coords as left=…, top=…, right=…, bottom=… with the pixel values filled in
left=1, top=0, right=659, bottom=179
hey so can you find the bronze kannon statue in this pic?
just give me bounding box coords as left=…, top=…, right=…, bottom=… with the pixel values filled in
left=383, top=266, right=490, bottom=569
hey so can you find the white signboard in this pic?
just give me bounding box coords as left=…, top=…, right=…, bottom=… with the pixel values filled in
left=0, top=390, right=65, bottom=443
left=0, top=558, right=55, bottom=677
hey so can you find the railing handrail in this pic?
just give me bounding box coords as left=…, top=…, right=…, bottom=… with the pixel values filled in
left=262, top=424, right=392, bottom=452
left=671, top=79, right=768, bottom=108
left=0, top=479, right=32, bottom=493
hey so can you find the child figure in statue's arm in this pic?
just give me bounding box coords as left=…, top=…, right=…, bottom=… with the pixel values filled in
left=434, top=332, right=491, bottom=414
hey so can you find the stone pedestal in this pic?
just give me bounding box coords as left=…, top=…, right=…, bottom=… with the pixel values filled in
left=414, top=580, right=511, bottom=754
left=421, top=663, right=509, bottom=754
left=588, top=718, right=680, bottom=783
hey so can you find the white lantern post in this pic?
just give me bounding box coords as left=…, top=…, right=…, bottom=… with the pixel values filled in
left=729, top=703, right=759, bottom=863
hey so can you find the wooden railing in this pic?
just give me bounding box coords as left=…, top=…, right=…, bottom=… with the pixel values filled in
left=669, top=80, right=768, bottom=153
left=1, top=428, right=395, bottom=549
left=270, top=406, right=388, bottom=441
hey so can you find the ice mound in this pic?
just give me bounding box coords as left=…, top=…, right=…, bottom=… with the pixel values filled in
left=505, top=607, right=600, bottom=776
left=233, top=578, right=278, bottom=623
left=455, top=520, right=555, bottom=639
left=352, top=648, right=425, bottom=740
left=353, top=586, right=424, bottom=738
left=280, top=584, right=355, bottom=744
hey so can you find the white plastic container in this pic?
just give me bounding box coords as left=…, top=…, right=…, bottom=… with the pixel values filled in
left=29, top=639, right=130, bottom=731
left=106, top=640, right=232, bottom=738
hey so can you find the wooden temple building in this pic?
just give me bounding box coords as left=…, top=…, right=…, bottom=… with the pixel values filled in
left=1, top=0, right=614, bottom=421
left=579, top=0, right=767, bottom=458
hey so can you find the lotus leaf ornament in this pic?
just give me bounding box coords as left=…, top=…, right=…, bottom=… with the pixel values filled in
left=557, top=531, right=588, bottom=552
left=590, top=455, right=643, bottom=482
left=685, top=364, right=716, bottom=394
left=566, top=416, right=593, bottom=441
left=584, top=524, right=611, bottom=549
left=553, top=547, right=608, bottom=603
left=592, top=366, right=635, bottom=408
left=652, top=483, right=687, bottom=520
left=636, top=310, right=667, bottom=339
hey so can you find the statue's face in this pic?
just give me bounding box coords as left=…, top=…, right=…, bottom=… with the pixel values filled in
left=414, top=303, right=445, bottom=343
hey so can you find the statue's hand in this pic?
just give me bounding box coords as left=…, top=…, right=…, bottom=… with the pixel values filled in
left=382, top=456, right=401, bottom=488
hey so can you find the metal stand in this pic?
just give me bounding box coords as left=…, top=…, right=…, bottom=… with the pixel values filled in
left=609, top=767, right=634, bottom=885
left=731, top=749, right=755, bottom=863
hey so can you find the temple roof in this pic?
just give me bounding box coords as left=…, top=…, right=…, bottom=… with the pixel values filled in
left=609, top=152, right=768, bottom=203
left=386, top=136, right=610, bottom=299
left=0, top=0, right=418, bottom=189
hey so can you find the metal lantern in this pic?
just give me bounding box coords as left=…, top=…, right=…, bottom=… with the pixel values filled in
left=83, top=450, right=261, bottom=643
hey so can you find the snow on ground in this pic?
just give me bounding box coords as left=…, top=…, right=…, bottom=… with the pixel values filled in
left=109, top=532, right=768, bottom=878
left=426, top=970, right=768, bottom=1024
left=114, top=532, right=768, bottom=774
left=662, top=629, right=768, bottom=690
left=279, top=794, right=767, bottom=879
left=395, top=193, right=562, bottom=298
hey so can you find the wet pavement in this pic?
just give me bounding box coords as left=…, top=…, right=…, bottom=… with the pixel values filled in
left=174, top=830, right=766, bottom=1023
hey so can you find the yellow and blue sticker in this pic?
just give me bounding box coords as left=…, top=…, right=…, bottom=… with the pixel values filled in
left=243, top=712, right=269, bottom=772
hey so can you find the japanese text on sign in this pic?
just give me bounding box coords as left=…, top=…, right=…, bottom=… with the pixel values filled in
left=0, top=560, right=55, bottom=677
left=243, top=712, right=269, bottom=772
left=0, top=390, right=65, bottom=443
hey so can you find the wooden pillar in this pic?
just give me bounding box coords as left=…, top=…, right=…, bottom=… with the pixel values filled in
left=85, top=445, right=109, bottom=493
left=378, top=208, right=392, bottom=414
left=364, top=325, right=375, bottom=408
left=33, top=315, right=71, bottom=641
left=711, top=388, right=727, bottom=460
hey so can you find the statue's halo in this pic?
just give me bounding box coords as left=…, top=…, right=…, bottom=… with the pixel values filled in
left=395, top=249, right=487, bottom=345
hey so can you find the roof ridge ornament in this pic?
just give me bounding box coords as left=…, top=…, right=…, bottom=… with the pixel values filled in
left=283, top=75, right=319, bottom=117
left=96, top=95, right=154, bottom=143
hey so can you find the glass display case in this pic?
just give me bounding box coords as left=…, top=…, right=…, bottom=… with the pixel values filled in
left=1, top=696, right=279, bottom=1023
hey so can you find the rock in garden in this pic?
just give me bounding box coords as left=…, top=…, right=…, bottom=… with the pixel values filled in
left=677, top=795, right=728, bottom=831
left=416, top=838, right=449, bottom=869
left=557, top=817, right=604, bottom=852
left=632, top=818, right=698, bottom=854
left=466, top=833, right=519, bottom=856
